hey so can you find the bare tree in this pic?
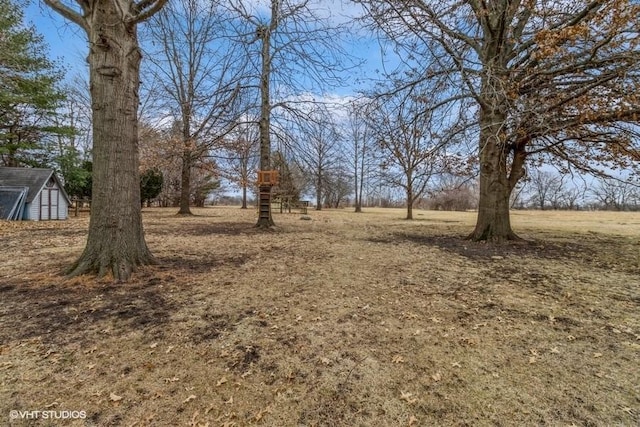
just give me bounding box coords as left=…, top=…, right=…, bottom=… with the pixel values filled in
left=219, top=120, right=260, bottom=209
left=292, top=107, right=344, bottom=210
left=143, top=0, right=244, bottom=215
left=323, top=167, right=352, bottom=208
left=591, top=178, right=639, bottom=211
left=367, top=93, right=452, bottom=220
left=44, top=0, right=166, bottom=280
left=359, top=0, right=640, bottom=240
left=527, top=169, right=561, bottom=210
left=345, top=99, right=376, bottom=213
left=228, top=0, right=354, bottom=227
left=426, top=174, right=478, bottom=211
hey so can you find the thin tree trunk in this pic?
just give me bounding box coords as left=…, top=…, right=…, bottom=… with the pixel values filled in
left=241, top=183, right=247, bottom=209
left=178, top=149, right=192, bottom=215
left=67, top=5, right=154, bottom=280
left=316, top=171, right=322, bottom=211
left=406, top=187, right=413, bottom=220
left=354, top=147, right=362, bottom=213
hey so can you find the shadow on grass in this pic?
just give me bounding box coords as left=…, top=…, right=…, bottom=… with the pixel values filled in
left=0, top=273, right=175, bottom=345
left=367, top=232, right=590, bottom=261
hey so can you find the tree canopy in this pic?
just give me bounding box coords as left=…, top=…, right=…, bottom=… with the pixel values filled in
left=0, top=0, right=68, bottom=167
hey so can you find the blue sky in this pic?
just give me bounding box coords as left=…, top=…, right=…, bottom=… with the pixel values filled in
left=24, top=0, right=390, bottom=96
left=26, top=2, right=88, bottom=78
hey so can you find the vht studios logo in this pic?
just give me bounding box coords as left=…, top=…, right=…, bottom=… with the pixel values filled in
left=10, top=410, right=87, bottom=420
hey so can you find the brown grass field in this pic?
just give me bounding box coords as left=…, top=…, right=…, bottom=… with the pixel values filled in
left=0, top=207, right=639, bottom=426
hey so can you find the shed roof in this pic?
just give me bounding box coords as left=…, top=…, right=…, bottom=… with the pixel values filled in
left=0, top=167, right=70, bottom=204
left=0, top=187, right=28, bottom=220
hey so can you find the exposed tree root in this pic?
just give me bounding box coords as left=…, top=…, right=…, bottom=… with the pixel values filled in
left=66, top=249, right=156, bottom=282
left=466, top=227, right=523, bottom=243
left=255, top=217, right=275, bottom=229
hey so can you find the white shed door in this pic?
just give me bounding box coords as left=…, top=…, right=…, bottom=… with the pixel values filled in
left=39, top=189, right=59, bottom=220
left=49, top=189, right=59, bottom=220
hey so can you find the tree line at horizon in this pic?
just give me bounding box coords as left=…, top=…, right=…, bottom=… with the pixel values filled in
left=1, top=0, right=638, bottom=280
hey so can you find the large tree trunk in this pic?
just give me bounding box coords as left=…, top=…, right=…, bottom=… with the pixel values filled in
left=469, top=148, right=517, bottom=241
left=178, top=149, right=192, bottom=215
left=468, top=105, right=520, bottom=241
left=67, top=4, right=154, bottom=280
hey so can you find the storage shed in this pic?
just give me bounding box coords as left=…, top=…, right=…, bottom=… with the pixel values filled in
left=0, top=167, right=70, bottom=220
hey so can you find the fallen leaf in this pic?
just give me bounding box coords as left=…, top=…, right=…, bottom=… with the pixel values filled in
left=150, top=342, right=158, bottom=349
left=183, top=395, right=196, bottom=404
left=224, top=396, right=233, bottom=405
left=320, top=357, right=332, bottom=366
left=408, top=415, right=419, bottom=426
left=593, top=352, right=603, bottom=358
left=166, top=346, right=175, bottom=354
left=392, top=355, right=405, bottom=364
left=254, top=405, right=273, bottom=422
left=529, top=356, right=537, bottom=364
left=190, top=410, right=200, bottom=426
left=216, top=377, right=228, bottom=387
left=550, top=347, right=560, bottom=354
left=400, top=391, right=418, bottom=404
left=432, top=372, right=442, bottom=382
left=451, top=362, right=461, bottom=368
left=110, top=392, right=123, bottom=402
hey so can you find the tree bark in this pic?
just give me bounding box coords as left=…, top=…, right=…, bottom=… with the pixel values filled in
left=241, top=183, right=247, bottom=209
left=315, top=169, right=322, bottom=211
left=468, top=103, right=520, bottom=241
left=66, top=2, right=154, bottom=280
left=255, top=22, right=274, bottom=228
left=468, top=147, right=518, bottom=241
left=178, top=149, right=192, bottom=214
left=406, top=186, right=413, bottom=220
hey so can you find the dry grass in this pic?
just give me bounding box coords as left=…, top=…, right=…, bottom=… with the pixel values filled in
left=0, top=207, right=639, bottom=427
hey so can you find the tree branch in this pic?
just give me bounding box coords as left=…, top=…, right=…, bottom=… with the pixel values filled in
left=131, top=0, right=168, bottom=24
left=43, top=0, right=88, bottom=33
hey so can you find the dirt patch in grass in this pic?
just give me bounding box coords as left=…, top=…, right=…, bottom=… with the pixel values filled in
left=0, top=207, right=639, bottom=426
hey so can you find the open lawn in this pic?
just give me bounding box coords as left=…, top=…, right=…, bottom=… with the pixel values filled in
left=0, top=207, right=639, bottom=426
